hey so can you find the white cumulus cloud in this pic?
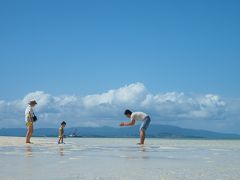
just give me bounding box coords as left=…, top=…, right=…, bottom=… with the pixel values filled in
left=0, top=82, right=238, bottom=133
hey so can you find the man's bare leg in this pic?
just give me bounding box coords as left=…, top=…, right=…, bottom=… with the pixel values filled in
left=138, top=130, right=145, bottom=145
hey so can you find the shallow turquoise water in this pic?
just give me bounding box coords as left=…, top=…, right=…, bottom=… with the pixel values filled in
left=0, top=137, right=240, bottom=180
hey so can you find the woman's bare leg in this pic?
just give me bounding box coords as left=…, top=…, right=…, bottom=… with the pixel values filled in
left=26, top=127, right=31, bottom=143
left=30, top=127, right=33, bottom=138
left=26, top=126, right=33, bottom=143
left=29, top=126, right=33, bottom=143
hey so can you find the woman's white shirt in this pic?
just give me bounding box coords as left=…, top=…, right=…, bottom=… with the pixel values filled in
left=25, top=105, right=34, bottom=122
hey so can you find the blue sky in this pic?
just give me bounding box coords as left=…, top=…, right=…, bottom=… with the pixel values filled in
left=0, top=0, right=240, bottom=133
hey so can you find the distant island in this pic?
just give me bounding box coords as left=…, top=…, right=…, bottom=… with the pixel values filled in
left=0, top=124, right=240, bottom=139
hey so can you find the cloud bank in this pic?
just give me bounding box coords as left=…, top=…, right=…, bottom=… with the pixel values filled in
left=0, top=83, right=239, bottom=133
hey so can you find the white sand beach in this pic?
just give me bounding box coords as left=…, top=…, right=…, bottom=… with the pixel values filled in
left=0, top=137, right=240, bottom=180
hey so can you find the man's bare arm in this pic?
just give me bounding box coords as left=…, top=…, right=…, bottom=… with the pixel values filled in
left=119, top=119, right=136, bottom=126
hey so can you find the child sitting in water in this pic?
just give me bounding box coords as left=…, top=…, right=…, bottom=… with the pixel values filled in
left=58, top=121, right=66, bottom=144
left=119, top=110, right=151, bottom=145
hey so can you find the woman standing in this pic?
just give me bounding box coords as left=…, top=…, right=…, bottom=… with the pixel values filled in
left=25, top=100, right=37, bottom=144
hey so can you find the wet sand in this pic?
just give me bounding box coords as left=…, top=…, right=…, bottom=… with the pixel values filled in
left=0, top=137, right=240, bottom=180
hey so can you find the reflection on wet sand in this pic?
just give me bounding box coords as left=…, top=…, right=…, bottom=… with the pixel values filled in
left=139, top=145, right=146, bottom=152
left=59, top=146, right=64, bottom=156
left=25, top=145, right=32, bottom=157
